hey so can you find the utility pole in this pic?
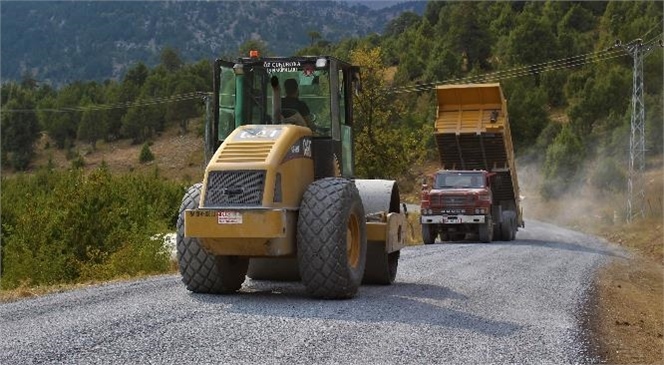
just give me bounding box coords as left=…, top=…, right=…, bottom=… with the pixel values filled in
left=614, top=37, right=663, bottom=222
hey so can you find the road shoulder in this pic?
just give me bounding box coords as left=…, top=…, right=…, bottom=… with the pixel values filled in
left=586, top=256, right=663, bottom=364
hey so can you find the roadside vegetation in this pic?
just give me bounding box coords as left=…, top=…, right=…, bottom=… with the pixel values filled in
left=1, top=165, right=185, bottom=291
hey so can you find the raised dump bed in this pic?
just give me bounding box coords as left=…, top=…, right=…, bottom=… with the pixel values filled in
left=434, top=83, right=521, bottom=215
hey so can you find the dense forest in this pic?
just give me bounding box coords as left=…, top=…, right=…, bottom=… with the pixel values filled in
left=0, top=0, right=426, bottom=84
left=3, top=1, right=661, bottom=192
left=1, top=1, right=663, bottom=289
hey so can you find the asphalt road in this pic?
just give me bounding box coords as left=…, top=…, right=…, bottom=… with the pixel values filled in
left=0, top=220, right=624, bottom=364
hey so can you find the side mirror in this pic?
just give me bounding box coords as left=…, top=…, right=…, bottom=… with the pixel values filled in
left=421, top=176, right=430, bottom=190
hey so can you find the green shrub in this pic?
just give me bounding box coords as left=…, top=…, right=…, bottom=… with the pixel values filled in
left=0, top=168, right=185, bottom=290
left=70, top=153, right=85, bottom=169
left=139, top=142, right=154, bottom=163
left=591, top=157, right=626, bottom=193
left=540, top=125, right=586, bottom=199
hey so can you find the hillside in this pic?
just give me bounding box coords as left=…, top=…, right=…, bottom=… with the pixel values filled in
left=0, top=0, right=425, bottom=85
left=29, top=119, right=207, bottom=184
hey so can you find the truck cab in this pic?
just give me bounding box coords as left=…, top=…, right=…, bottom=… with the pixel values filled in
left=421, top=170, right=494, bottom=243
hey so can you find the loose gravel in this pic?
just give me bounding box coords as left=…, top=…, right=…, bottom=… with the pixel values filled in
left=0, top=220, right=625, bottom=364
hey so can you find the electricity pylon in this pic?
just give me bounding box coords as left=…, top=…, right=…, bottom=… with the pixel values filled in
left=614, top=37, right=663, bottom=222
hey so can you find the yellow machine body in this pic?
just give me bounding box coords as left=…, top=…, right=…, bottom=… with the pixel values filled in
left=184, top=124, right=404, bottom=257
left=184, top=124, right=311, bottom=256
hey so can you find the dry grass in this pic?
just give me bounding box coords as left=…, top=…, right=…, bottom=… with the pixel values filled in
left=0, top=262, right=180, bottom=304
left=10, top=119, right=207, bottom=183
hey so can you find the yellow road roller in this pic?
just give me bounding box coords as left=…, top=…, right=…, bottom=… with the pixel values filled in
left=177, top=54, right=405, bottom=299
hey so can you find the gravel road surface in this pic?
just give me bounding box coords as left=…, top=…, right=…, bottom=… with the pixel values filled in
left=0, top=219, right=624, bottom=364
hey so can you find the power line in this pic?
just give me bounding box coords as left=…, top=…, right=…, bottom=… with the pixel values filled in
left=3, top=31, right=662, bottom=113
left=1, top=92, right=209, bottom=114
left=641, top=16, right=664, bottom=41
left=387, top=47, right=629, bottom=94
left=386, top=31, right=663, bottom=94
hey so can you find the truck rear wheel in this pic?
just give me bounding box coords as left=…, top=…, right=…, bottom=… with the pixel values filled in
left=363, top=243, right=399, bottom=285
left=297, top=178, right=367, bottom=299
left=177, top=183, right=248, bottom=294
left=422, top=224, right=435, bottom=245
left=500, top=211, right=515, bottom=241
left=493, top=222, right=502, bottom=241
left=503, top=211, right=517, bottom=241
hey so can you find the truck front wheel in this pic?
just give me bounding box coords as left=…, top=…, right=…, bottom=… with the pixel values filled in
left=422, top=224, right=436, bottom=245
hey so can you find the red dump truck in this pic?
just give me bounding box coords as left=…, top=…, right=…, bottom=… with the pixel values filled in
left=420, top=83, right=523, bottom=243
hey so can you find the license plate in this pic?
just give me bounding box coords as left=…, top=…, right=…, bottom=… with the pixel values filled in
left=443, top=216, right=459, bottom=223
left=217, top=211, right=242, bottom=224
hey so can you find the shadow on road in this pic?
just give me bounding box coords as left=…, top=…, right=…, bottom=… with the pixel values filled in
left=188, top=280, right=521, bottom=338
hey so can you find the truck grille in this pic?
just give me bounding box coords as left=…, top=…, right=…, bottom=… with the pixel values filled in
left=430, top=195, right=472, bottom=207
left=204, top=170, right=265, bottom=207
left=442, top=196, right=470, bottom=206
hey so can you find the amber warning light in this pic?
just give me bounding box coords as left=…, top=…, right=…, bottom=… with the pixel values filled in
left=249, top=50, right=260, bottom=58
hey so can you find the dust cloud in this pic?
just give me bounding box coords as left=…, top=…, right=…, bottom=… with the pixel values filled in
left=517, top=157, right=634, bottom=230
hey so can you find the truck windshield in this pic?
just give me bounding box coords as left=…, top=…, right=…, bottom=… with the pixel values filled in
left=434, top=172, right=485, bottom=189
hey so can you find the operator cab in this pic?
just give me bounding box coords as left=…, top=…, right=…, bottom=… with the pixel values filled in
left=210, top=53, right=361, bottom=179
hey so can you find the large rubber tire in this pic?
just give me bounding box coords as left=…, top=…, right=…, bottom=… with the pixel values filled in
left=363, top=243, right=400, bottom=285
left=500, top=211, right=514, bottom=242
left=297, top=178, right=367, bottom=299
left=422, top=224, right=436, bottom=245
left=503, top=211, right=517, bottom=241
left=478, top=216, right=493, bottom=243
left=493, top=221, right=503, bottom=241
left=177, top=183, right=248, bottom=294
